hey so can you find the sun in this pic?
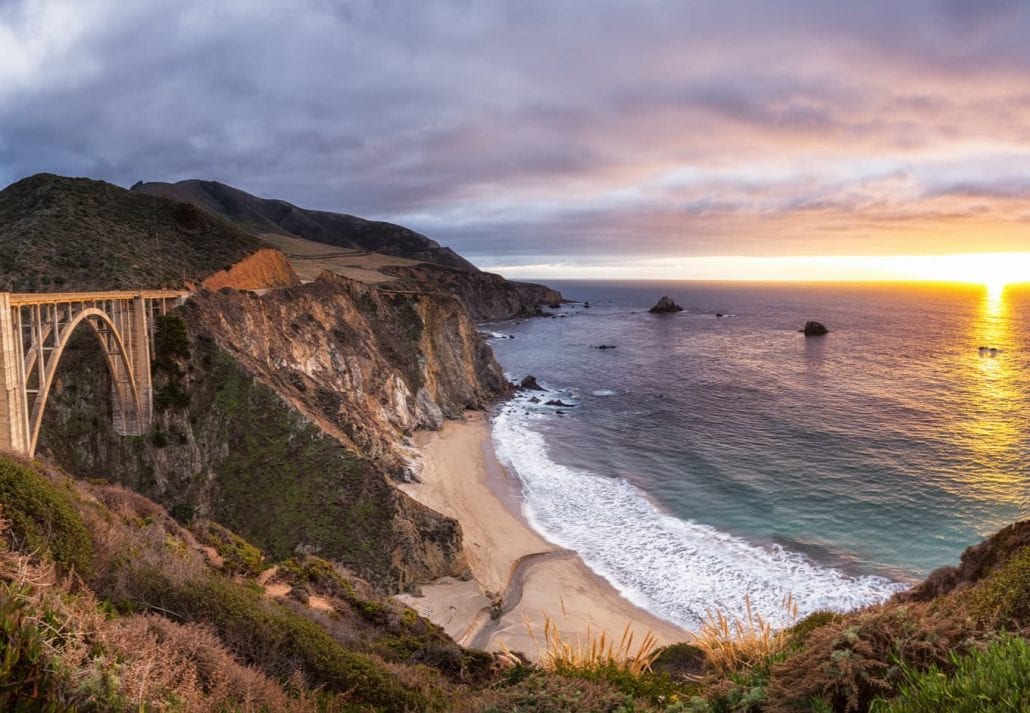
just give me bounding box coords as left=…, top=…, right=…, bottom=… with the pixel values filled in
left=919, top=252, right=1030, bottom=292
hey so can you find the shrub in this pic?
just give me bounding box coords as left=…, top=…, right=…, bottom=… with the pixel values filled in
left=190, top=520, right=265, bottom=577
left=957, top=545, right=1030, bottom=630
left=764, top=602, right=979, bottom=713
left=0, top=584, right=65, bottom=712
left=0, top=458, right=93, bottom=575
left=480, top=670, right=639, bottom=712
left=872, top=634, right=1030, bottom=712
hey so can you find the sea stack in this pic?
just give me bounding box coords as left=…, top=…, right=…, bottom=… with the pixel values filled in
left=802, top=321, right=829, bottom=336
left=649, top=296, right=684, bottom=313
left=519, top=375, right=545, bottom=390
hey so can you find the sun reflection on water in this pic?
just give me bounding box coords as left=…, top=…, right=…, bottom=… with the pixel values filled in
left=959, top=285, right=1023, bottom=508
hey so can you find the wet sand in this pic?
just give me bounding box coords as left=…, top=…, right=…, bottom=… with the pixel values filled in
left=396, top=412, right=690, bottom=660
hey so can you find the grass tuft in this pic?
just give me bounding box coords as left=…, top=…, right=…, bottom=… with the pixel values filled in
left=693, top=593, right=799, bottom=676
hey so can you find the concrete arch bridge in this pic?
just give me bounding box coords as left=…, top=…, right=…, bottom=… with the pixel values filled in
left=0, top=290, right=188, bottom=457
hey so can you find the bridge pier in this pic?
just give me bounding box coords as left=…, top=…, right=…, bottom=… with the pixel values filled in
left=0, top=293, right=31, bottom=454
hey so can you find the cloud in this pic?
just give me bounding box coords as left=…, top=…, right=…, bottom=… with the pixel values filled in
left=1, top=0, right=1029, bottom=269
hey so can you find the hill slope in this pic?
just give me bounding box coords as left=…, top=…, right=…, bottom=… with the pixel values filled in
left=133, top=178, right=479, bottom=271
left=0, top=174, right=277, bottom=292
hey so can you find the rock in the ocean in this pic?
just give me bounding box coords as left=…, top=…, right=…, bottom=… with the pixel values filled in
left=545, top=399, right=574, bottom=407
left=802, top=321, right=829, bottom=336
left=520, top=375, right=545, bottom=390
left=649, top=296, right=684, bottom=313
left=595, top=344, right=617, bottom=350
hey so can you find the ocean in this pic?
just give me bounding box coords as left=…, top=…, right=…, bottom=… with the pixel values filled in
left=485, top=280, right=1030, bottom=630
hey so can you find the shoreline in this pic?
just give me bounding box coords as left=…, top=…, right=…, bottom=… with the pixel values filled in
left=396, top=411, right=690, bottom=660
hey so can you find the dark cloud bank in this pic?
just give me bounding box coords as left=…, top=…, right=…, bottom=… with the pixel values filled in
left=2, top=0, right=1029, bottom=270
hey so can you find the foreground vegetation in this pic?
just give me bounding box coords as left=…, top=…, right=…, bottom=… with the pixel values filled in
left=1, top=455, right=1027, bottom=711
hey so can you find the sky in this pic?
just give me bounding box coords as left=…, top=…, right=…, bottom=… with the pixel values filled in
left=1, top=0, right=1029, bottom=280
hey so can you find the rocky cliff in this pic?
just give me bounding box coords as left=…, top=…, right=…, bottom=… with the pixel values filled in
left=38, top=272, right=509, bottom=589
left=383, top=263, right=565, bottom=320
left=133, top=178, right=565, bottom=319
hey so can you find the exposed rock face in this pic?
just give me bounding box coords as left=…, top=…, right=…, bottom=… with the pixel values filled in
left=649, top=296, right=684, bottom=313
left=38, top=272, right=509, bottom=589
left=382, top=263, right=563, bottom=320
left=199, top=247, right=300, bottom=291
left=802, top=321, right=829, bottom=336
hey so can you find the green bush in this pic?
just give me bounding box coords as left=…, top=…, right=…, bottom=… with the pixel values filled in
left=0, top=584, right=67, bottom=712
left=0, top=458, right=93, bottom=575
left=959, top=546, right=1030, bottom=629
left=191, top=521, right=265, bottom=577
left=872, top=634, right=1030, bottom=712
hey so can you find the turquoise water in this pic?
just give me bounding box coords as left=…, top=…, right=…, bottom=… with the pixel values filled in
left=487, top=281, right=1029, bottom=629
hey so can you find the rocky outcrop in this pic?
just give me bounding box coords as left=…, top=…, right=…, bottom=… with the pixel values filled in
left=649, top=296, right=684, bottom=313
left=519, top=375, right=544, bottom=391
left=38, top=271, right=509, bottom=589
left=802, top=321, right=829, bottom=336
left=382, top=263, right=564, bottom=320
left=893, top=519, right=1030, bottom=603
left=198, top=247, right=300, bottom=291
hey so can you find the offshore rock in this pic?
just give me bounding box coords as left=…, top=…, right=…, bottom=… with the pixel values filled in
left=649, top=296, right=684, bottom=313
left=802, top=321, right=829, bottom=336
left=520, top=375, right=544, bottom=391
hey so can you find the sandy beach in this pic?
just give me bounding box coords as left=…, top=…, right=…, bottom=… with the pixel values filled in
left=396, top=411, right=690, bottom=660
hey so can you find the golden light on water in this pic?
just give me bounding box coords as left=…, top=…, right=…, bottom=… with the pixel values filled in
left=959, top=283, right=1024, bottom=507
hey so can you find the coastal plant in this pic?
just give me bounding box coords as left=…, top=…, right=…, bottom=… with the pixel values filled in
left=763, top=601, right=980, bottom=713
left=509, top=602, right=676, bottom=702
left=692, top=593, right=799, bottom=676
left=871, top=634, right=1030, bottom=713
left=524, top=607, right=660, bottom=677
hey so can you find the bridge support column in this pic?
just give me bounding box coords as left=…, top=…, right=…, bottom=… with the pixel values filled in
left=132, top=296, right=153, bottom=431
left=0, top=294, right=30, bottom=454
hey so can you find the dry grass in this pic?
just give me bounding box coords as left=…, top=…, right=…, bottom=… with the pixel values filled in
left=693, top=592, right=799, bottom=676
left=513, top=598, right=661, bottom=677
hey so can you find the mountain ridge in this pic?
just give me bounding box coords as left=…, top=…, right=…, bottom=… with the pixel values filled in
left=132, top=178, right=479, bottom=272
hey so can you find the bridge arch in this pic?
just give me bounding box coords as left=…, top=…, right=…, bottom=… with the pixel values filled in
left=28, top=307, right=143, bottom=457
left=0, top=290, right=188, bottom=457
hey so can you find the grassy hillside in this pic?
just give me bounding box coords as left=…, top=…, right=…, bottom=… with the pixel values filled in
left=2, top=454, right=1027, bottom=711
left=134, top=178, right=479, bottom=272
left=0, top=174, right=265, bottom=291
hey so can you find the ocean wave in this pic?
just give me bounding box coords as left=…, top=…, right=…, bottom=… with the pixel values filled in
left=591, top=389, right=619, bottom=396
left=492, top=404, right=907, bottom=630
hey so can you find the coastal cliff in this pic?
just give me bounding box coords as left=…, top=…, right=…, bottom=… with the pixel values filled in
left=38, top=271, right=509, bottom=588
left=384, top=263, right=564, bottom=320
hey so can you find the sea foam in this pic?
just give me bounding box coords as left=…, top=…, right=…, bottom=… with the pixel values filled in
left=492, top=402, right=907, bottom=630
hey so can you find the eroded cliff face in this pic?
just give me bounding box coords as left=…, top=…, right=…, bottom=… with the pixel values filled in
left=38, top=272, right=509, bottom=589
left=197, top=247, right=299, bottom=291
left=184, top=272, right=509, bottom=477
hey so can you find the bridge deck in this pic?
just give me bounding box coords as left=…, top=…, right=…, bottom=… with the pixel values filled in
left=8, top=290, right=189, bottom=306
